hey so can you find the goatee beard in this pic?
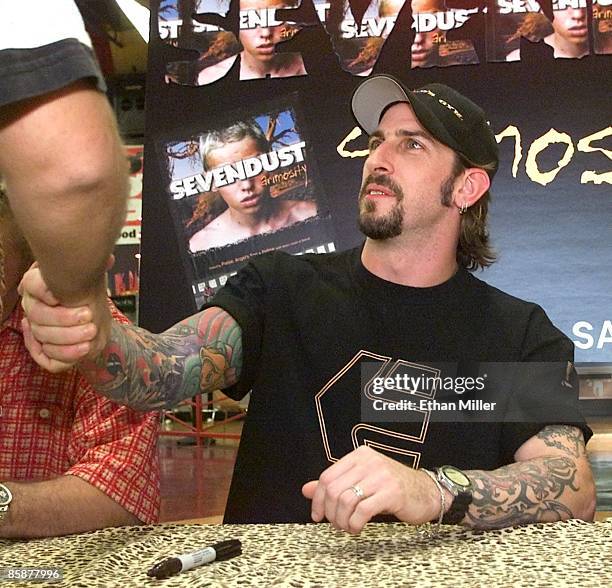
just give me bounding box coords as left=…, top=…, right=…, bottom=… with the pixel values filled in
left=358, top=174, right=404, bottom=240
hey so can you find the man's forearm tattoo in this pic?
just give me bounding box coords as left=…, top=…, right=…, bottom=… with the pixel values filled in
left=465, top=455, right=579, bottom=529
left=536, top=425, right=586, bottom=459
left=78, top=307, right=243, bottom=410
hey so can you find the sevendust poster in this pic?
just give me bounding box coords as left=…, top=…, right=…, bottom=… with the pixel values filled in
left=158, top=94, right=334, bottom=307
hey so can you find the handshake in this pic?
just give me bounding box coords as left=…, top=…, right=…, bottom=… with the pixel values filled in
left=18, top=262, right=112, bottom=373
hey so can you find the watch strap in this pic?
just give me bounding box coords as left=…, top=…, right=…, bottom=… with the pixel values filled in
left=441, top=491, right=471, bottom=524
left=435, top=467, right=472, bottom=525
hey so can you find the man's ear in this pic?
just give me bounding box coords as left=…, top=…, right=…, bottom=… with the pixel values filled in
left=453, top=168, right=490, bottom=212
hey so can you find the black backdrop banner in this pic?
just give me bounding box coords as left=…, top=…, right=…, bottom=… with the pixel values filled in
left=141, top=0, right=611, bottom=363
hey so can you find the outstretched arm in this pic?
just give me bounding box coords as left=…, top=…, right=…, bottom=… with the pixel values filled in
left=76, top=306, right=243, bottom=410
left=20, top=264, right=243, bottom=410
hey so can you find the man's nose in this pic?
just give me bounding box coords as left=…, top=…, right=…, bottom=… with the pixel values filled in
left=365, top=143, right=393, bottom=175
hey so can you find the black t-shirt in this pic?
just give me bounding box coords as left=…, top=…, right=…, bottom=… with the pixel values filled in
left=204, top=247, right=591, bottom=524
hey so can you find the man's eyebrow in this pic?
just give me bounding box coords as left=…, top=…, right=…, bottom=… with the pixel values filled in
left=369, top=129, right=434, bottom=142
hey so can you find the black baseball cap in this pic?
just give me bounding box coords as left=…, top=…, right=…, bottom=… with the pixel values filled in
left=351, top=74, right=499, bottom=178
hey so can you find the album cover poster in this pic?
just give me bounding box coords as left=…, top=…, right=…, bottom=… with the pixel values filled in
left=486, top=0, right=603, bottom=62
left=312, top=0, right=478, bottom=75
left=159, top=93, right=335, bottom=308
left=158, top=0, right=307, bottom=85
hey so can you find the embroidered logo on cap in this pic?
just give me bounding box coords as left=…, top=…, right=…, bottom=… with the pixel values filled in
left=414, top=89, right=464, bottom=120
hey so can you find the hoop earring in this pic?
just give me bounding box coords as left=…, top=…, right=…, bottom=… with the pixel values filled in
left=459, top=202, right=468, bottom=215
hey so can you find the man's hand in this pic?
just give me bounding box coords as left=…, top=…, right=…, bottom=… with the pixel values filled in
left=18, top=264, right=111, bottom=373
left=302, top=446, right=446, bottom=534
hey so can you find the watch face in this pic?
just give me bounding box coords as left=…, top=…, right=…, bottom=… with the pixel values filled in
left=444, top=467, right=471, bottom=489
left=0, top=484, right=12, bottom=506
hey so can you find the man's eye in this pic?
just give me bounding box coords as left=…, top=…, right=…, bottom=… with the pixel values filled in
left=368, top=138, right=381, bottom=151
left=405, top=139, right=422, bottom=150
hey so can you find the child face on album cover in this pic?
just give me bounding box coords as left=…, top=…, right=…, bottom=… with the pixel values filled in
left=237, top=0, right=306, bottom=79
left=378, top=0, right=444, bottom=68
left=239, top=0, right=293, bottom=61
left=549, top=7, right=589, bottom=54
left=239, top=25, right=285, bottom=64
left=409, top=0, right=445, bottom=68
left=206, top=137, right=269, bottom=215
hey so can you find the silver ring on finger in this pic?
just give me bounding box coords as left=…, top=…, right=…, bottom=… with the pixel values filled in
left=349, top=484, right=364, bottom=499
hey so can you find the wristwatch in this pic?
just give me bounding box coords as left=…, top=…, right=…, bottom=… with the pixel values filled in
left=0, top=483, right=12, bottom=524
left=436, top=465, right=472, bottom=524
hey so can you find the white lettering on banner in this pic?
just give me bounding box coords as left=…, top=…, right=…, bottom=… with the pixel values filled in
left=314, top=2, right=330, bottom=21
left=337, top=124, right=612, bottom=186
left=340, top=17, right=397, bottom=39
left=497, top=0, right=543, bottom=14
left=553, top=0, right=587, bottom=9
left=412, top=9, right=478, bottom=33
left=496, top=0, right=588, bottom=14
left=338, top=9, right=477, bottom=38
left=158, top=19, right=220, bottom=40
left=170, top=142, right=307, bottom=199
left=239, top=8, right=282, bottom=29
left=573, top=320, right=612, bottom=349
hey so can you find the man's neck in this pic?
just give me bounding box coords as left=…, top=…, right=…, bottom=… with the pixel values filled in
left=361, top=236, right=459, bottom=287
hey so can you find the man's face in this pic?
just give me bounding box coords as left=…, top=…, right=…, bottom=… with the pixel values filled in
left=206, top=137, right=268, bottom=215
left=552, top=8, right=589, bottom=44
left=358, top=102, right=458, bottom=240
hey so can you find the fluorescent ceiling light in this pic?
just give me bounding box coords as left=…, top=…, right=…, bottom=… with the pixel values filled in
left=114, top=0, right=150, bottom=43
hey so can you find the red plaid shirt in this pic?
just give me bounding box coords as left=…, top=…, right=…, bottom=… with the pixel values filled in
left=0, top=303, right=160, bottom=524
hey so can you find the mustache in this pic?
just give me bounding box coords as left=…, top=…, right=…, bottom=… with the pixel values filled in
left=359, top=174, right=404, bottom=202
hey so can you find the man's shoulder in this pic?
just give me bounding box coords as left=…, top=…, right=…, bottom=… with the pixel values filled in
left=468, top=272, right=544, bottom=317
left=468, top=272, right=571, bottom=357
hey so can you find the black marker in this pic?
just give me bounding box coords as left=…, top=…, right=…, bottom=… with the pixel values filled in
left=147, top=539, right=242, bottom=580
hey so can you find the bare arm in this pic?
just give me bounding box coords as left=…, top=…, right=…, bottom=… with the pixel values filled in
left=0, top=81, right=128, bottom=304
left=0, top=476, right=140, bottom=539
left=463, top=425, right=596, bottom=528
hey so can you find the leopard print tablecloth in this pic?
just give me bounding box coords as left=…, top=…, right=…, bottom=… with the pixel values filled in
left=0, top=520, right=610, bottom=587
